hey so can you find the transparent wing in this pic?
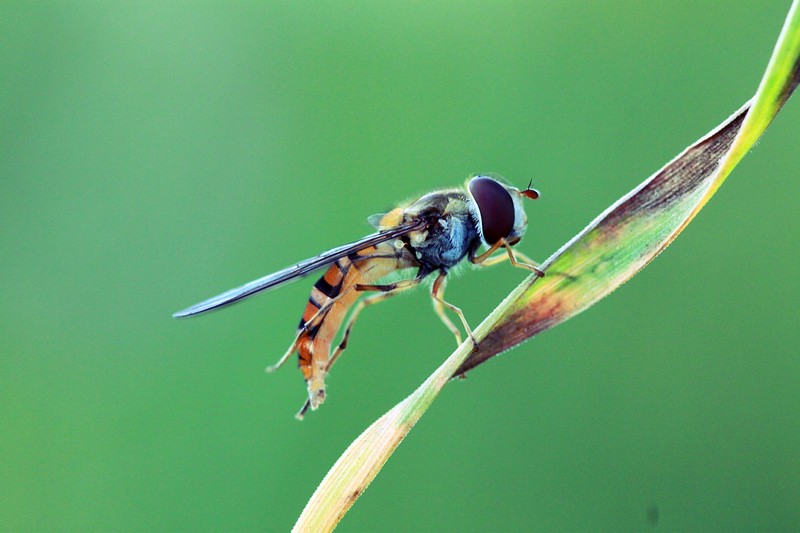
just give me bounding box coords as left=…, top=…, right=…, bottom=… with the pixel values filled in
left=173, top=219, right=425, bottom=318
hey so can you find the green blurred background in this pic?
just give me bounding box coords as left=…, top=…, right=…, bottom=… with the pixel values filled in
left=2, top=1, right=798, bottom=531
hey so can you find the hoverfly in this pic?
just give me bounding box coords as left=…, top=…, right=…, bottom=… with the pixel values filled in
left=174, top=176, right=543, bottom=418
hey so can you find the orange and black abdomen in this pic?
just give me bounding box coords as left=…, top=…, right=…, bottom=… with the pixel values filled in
left=294, top=242, right=414, bottom=405
left=295, top=253, right=358, bottom=382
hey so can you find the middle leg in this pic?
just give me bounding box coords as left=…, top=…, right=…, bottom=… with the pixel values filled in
left=431, top=271, right=478, bottom=348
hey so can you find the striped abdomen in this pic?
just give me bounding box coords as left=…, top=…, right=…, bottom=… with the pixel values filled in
left=296, top=240, right=414, bottom=409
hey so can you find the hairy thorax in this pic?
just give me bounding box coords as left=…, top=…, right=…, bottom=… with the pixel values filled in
left=405, top=192, right=480, bottom=270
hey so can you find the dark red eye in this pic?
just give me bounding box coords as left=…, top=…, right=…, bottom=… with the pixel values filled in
left=468, top=176, right=515, bottom=245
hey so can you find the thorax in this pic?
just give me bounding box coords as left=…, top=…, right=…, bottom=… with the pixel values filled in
left=404, top=191, right=480, bottom=270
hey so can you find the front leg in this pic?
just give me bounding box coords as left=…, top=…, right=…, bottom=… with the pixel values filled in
left=470, top=238, right=545, bottom=277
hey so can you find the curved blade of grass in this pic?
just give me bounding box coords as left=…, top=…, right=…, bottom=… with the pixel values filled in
left=294, top=4, right=800, bottom=531
left=458, top=0, right=800, bottom=375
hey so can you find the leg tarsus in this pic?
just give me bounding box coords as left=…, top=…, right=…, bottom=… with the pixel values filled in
left=295, top=399, right=311, bottom=420
left=507, top=246, right=545, bottom=277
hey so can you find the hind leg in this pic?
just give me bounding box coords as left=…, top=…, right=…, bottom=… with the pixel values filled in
left=327, top=278, right=421, bottom=372
left=266, top=285, right=355, bottom=373
left=294, top=278, right=422, bottom=420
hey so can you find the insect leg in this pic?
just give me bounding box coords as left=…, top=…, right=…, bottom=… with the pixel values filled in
left=265, top=285, right=355, bottom=373
left=431, top=271, right=478, bottom=348
left=499, top=241, right=545, bottom=277
left=471, top=238, right=545, bottom=277
left=326, top=278, right=421, bottom=372
left=294, top=278, right=422, bottom=421
left=353, top=278, right=421, bottom=293
left=429, top=273, right=463, bottom=346
left=296, top=399, right=312, bottom=420
left=469, top=239, right=504, bottom=265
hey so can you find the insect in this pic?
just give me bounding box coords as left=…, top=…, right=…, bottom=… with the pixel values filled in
left=174, top=176, right=543, bottom=418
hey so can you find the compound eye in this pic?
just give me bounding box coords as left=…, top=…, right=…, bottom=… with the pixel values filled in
left=468, top=176, right=515, bottom=245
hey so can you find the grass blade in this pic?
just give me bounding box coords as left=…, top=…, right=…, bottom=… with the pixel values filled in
left=294, top=3, right=800, bottom=530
